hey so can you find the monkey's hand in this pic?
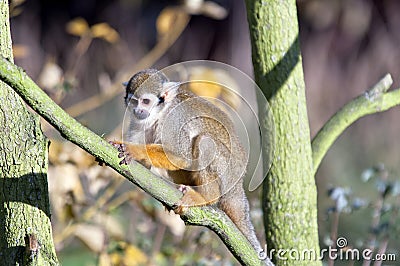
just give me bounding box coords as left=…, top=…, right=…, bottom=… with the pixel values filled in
left=173, top=185, right=210, bottom=214
left=109, top=141, right=188, bottom=170
left=109, top=140, right=135, bottom=165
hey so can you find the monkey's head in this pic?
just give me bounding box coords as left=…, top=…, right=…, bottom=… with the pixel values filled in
left=124, top=69, right=180, bottom=124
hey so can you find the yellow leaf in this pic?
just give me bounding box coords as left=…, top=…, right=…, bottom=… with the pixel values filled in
left=48, top=139, right=64, bottom=164
left=109, top=242, right=148, bottom=266
left=156, top=7, right=188, bottom=38
left=189, top=68, right=223, bottom=99
left=188, top=67, right=241, bottom=110
left=91, top=23, right=120, bottom=43
left=110, top=252, right=122, bottom=265
left=10, top=0, right=26, bottom=17
left=12, top=44, right=29, bottom=59
left=123, top=244, right=148, bottom=266
left=66, top=17, right=89, bottom=36
left=98, top=252, right=112, bottom=266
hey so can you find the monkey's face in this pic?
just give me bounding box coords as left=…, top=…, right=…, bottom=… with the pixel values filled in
left=124, top=69, right=167, bottom=106
left=126, top=81, right=180, bottom=126
left=129, top=92, right=162, bottom=120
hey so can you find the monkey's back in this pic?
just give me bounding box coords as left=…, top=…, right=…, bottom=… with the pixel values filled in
left=158, top=86, right=248, bottom=202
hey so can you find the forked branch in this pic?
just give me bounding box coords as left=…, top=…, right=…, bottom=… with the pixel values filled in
left=312, top=74, right=400, bottom=174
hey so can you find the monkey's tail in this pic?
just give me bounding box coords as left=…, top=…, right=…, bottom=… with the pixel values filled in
left=220, top=189, right=275, bottom=265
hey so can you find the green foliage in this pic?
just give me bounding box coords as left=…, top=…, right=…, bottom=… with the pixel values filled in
left=323, top=164, right=400, bottom=265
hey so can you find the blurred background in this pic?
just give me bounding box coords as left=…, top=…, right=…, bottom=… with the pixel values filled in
left=9, top=0, right=400, bottom=265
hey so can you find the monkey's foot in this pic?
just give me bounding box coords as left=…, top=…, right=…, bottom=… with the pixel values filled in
left=109, top=140, right=133, bottom=165
left=173, top=185, right=208, bottom=215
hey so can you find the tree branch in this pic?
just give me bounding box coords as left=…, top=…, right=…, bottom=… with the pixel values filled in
left=0, top=56, right=271, bottom=266
left=311, top=74, right=399, bottom=174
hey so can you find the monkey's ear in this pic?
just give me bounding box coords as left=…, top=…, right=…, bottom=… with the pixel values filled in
left=126, top=93, right=138, bottom=102
left=161, top=82, right=180, bottom=102
left=162, top=82, right=180, bottom=91
left=162, top=81, right=181, bottom=97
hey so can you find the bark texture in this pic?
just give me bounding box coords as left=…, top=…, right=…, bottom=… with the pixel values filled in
left=245, top=1, right=321, bottom=264
left=0, top=1, right=59, bottom=265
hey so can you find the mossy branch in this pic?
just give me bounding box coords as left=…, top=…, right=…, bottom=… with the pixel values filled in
left=0, top=56, right=271, bottom=266
left=311, top=74, right=400, bottom=174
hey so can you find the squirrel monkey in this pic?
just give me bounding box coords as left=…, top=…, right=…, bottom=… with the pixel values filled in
left=111, top=69, right=266, bottom=258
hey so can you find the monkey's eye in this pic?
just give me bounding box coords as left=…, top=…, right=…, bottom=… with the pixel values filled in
left=141, top=98, right=151, bottom=105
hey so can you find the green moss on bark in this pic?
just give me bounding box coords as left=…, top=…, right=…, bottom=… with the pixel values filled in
left=245, top=1, right=321, bottom=265
left=0, top=1, right=59, bottom=265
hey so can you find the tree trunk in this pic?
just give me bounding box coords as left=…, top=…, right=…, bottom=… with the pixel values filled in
left=245, top=1, right=321, bottom=265
left=0, top=1, right=59, bottom=265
